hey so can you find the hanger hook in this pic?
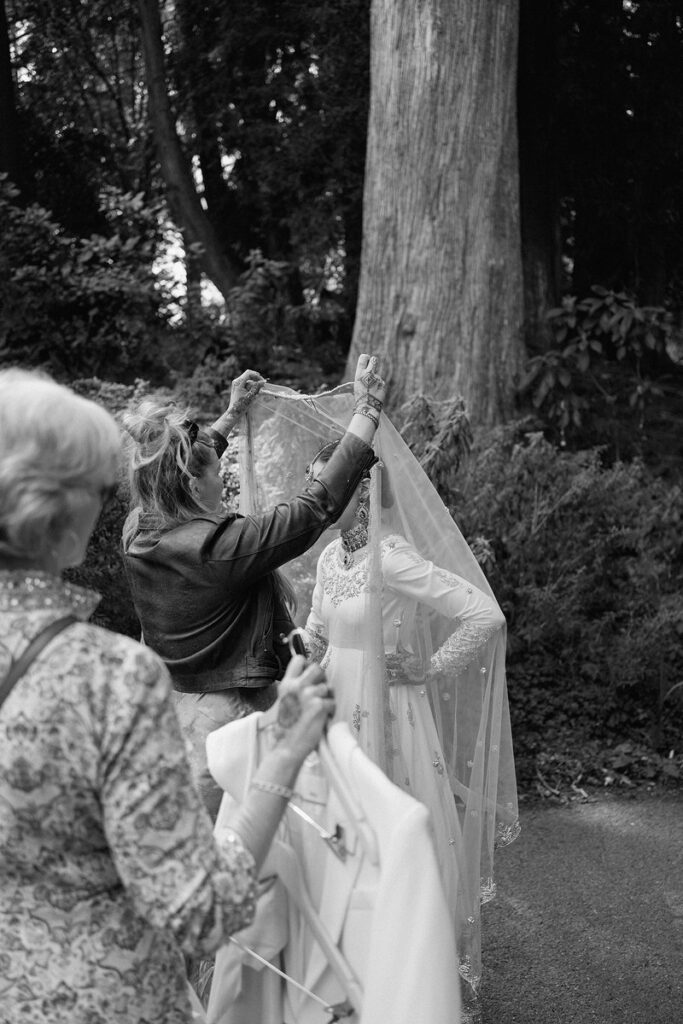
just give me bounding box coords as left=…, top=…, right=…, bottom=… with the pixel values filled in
left=287, top=626, right=308, bottom=659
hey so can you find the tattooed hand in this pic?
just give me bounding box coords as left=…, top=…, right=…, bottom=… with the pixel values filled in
left=269, top=657, right=335, bottom=755
left=353, top=354, right=386, bottom=426
left=228, top=369, right=266, bottom=418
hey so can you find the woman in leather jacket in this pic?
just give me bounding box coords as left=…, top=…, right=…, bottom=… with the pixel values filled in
left=122, top=354, right=385, bottom=815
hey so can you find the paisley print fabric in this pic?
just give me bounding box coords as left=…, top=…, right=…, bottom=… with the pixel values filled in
left=0, top=571, right=257, bottom=1024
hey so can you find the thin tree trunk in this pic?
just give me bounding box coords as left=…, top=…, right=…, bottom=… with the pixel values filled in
left=137, top=0, right=241, bottom=303
left=0, top=0, right=23, bottom=189
left=518, top=0, right=561, bottom=352
left=182, top=228, right=204, bottom=321
left=347, top=0, right=524, bottom=427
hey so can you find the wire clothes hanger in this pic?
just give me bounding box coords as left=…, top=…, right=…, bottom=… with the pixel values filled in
left=285, top=628, right=379, bottom=868
left=228, top=936, right=354, bottom=1022
left=286, top=801, right=349, bottom=862
left=229, top=863, right=358, bottom=1022
left=221, top=744, right=367, bottom=1022
left=262, top=737, right=380, bottom=1021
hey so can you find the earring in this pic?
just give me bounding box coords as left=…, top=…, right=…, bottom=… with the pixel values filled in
left=356, top=496, right=370, bottom=528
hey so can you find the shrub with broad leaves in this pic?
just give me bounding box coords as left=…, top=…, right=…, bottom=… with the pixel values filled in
left=520, top=286, right=676, bottom=445
left=398, top=400, right=683, bottom=791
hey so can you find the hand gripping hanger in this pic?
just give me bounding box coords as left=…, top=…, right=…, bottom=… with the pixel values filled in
left=285, top=627, right=380, bottom=867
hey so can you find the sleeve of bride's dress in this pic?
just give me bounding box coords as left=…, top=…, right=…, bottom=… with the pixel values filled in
left=302, top=571, right=329, bottom=664
left=382, top=535, right=505, bottom=676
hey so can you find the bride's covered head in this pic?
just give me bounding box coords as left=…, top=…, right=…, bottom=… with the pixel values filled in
left=305, top=438, right=343, bottom=482
left=305, top=439, right=370, bottom=532
left=306, top=439, right=394, bottom=514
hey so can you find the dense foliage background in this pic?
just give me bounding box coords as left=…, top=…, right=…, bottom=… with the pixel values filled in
left=1, top=0, right=682, bottom=796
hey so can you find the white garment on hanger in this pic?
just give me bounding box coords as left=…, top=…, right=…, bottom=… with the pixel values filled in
left=206, top=717, right=461, bottom=1024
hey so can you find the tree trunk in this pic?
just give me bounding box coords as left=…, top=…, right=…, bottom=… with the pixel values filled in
left=518, top=0, right=561, bottom=352
left=137, top=0, right=241, bottom=304
left=347, top=0, right=524, bottom=427
left=182, top=228, right=204, bottom=321
left=0, top=0, right=22, bottom=189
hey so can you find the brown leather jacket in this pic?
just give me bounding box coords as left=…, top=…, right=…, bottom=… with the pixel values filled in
left=122, top=431, right=375, bottom=693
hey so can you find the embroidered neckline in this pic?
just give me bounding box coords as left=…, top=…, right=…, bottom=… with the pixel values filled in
left=339, top=523, right=368, bottom=569
left=321, top=545, right=367, bottom=606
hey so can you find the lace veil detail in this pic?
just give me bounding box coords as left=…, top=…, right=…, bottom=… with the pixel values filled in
left=237, top=383, right=519, bottom=992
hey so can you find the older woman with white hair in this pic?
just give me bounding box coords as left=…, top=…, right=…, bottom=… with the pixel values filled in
left=0, top=368, right=335, bottom=1024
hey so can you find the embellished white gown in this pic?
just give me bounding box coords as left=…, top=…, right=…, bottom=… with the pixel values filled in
left=304, top=531, right=505, bottom=931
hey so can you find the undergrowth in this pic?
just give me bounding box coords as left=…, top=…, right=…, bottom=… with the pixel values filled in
left=66, top=381, right=683, bottom=802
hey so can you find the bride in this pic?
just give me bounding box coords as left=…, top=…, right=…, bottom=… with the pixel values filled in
left=237, top=382, right=519, bottom=1002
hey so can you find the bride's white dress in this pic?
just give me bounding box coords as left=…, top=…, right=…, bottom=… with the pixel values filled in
left=304, top=530, right=504, bottom=928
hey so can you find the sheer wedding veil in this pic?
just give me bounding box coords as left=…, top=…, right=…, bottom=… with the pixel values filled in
left=238, top=383, right=519, bottom=988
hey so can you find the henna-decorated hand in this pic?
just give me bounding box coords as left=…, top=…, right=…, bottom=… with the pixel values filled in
left=353, top=353, right=386, bottom=426
left=385, top=651, right=428, bottom=686
left=227, top=369, right=266, bottom=418
left=267, top=656, right=335, bottom=759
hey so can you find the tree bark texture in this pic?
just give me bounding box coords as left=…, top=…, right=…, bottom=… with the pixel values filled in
left=137, top=0, right=240, bottom=303
left=348, top=0, right=524, bottom=426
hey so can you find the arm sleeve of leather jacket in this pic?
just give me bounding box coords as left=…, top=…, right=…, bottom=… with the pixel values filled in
left=205, top=432, right=377, bottom=582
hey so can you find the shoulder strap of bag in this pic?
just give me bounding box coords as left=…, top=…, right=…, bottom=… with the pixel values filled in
left=0, top=614, right=78, bottom=712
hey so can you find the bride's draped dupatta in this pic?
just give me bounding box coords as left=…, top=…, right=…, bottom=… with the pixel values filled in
left=237, top=384, right=519, bottom=995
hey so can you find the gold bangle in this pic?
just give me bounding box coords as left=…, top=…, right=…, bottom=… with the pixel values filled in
left=250, top=778, right=294, bottom=800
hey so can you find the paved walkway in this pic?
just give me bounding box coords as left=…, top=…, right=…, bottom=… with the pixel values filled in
left=479, top=793, right=683, bottom=1024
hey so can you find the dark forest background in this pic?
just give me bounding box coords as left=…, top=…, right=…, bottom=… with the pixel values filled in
left=1, top=0, right=682, bottom=795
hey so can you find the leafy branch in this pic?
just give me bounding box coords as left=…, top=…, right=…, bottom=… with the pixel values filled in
left=520, top=286, right=673, bottom=438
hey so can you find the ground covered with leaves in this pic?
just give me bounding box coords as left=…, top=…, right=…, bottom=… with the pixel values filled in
left=509, top=667, right=683, bottom=804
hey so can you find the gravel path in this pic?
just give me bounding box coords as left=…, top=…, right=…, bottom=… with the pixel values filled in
left=478, top=792, right=683, bottom=1024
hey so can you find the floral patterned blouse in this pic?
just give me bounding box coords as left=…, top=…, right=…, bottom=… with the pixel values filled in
left=0, top=572, right=257, bottom=1024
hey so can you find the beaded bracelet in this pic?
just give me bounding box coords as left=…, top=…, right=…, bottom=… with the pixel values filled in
left=353, top=404, right=380, bottom=427
left=250, top=778, right=294, bottom=800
